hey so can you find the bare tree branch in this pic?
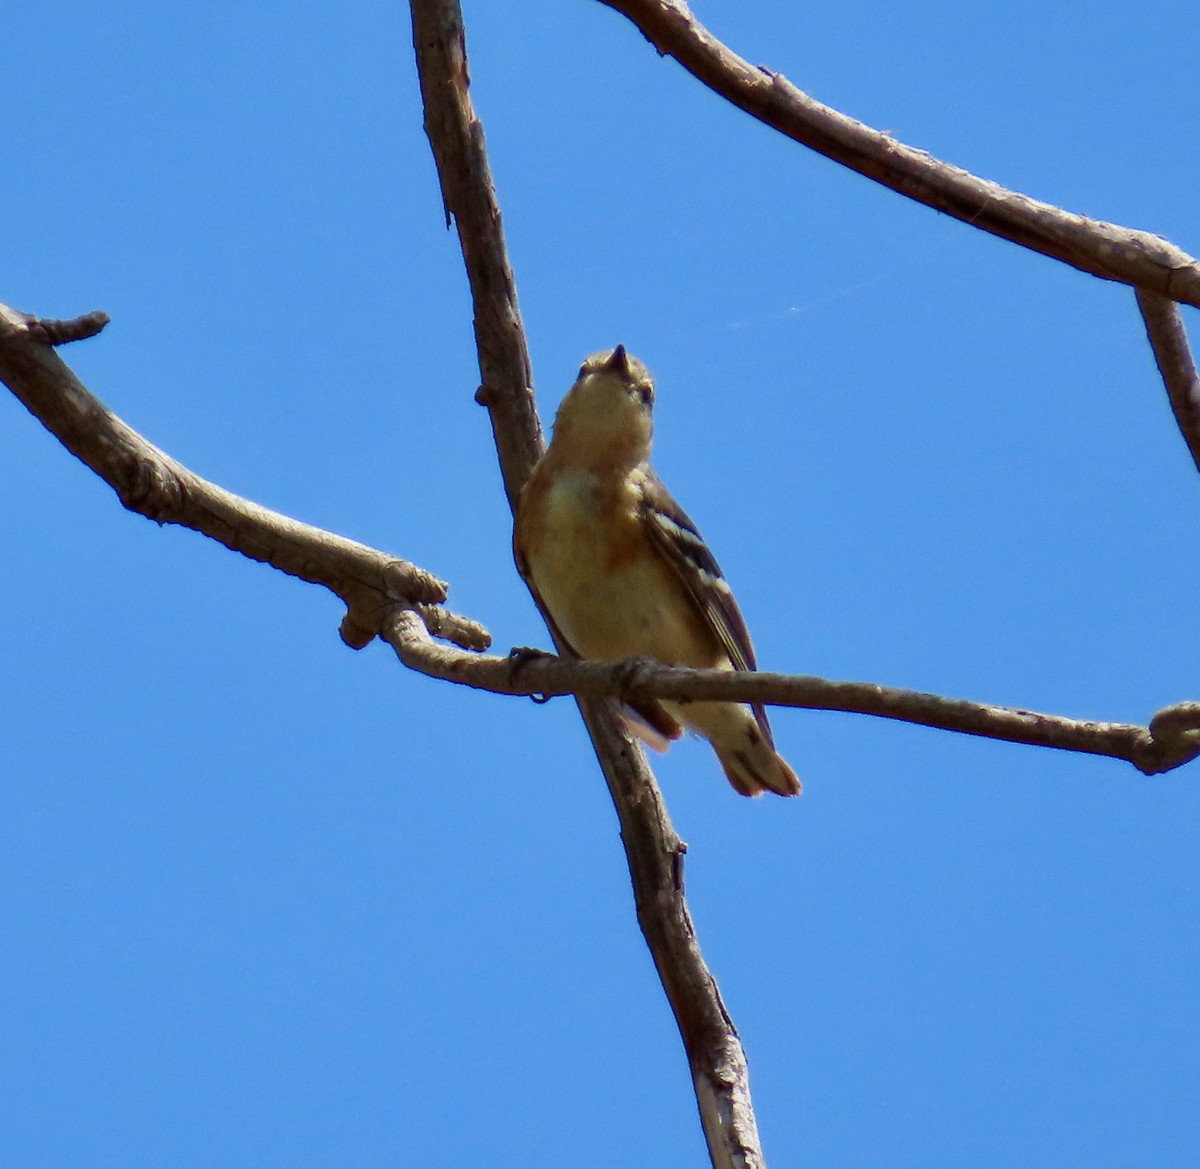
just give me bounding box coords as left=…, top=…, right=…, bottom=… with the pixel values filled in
left=1136, top=291, right=1200, bottom=475
left=12, top=293, right=1186, bottom=786
left=409, top=0, right=539, bottom=510
left=0, top=303, right=490, bottom=654
left=384, top=610, right=1200, bottom=778
left=596, top=0, right=1200, bottom=307
left=410, top=2, right=767, bottom=1163
left=572, top=701, right=766, bottom=1169
left=6, top=5, right=1193, bottom=1163
left=7, top=299, right=1189, bottom=786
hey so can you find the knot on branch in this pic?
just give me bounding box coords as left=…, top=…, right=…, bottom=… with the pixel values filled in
left=342, top=562, right=483, bottom=651
left=340, top=595, right=491, bottom=654
left=1134, top=701, right=1200, bottom=775
left=117, top=452, right=188, bottom=522
left=339, top=590, right=383, bottom=650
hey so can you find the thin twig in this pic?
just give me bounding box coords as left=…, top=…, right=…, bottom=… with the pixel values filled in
left=1136, top=290, right=1200, bottom=475
left=383, top=611, right=1200, bottom=778
left=410, top=3, right=768, bottom=1164
left=0, top=304, right=490, bottom=653
left=595, top=0, right=1200, bottom=307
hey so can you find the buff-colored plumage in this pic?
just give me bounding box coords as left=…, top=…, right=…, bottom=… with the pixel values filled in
left=514, top=346, right=800, bottom=797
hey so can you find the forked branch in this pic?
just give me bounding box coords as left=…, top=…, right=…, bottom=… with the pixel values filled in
left=1136, top=290, right=1200, bottom=475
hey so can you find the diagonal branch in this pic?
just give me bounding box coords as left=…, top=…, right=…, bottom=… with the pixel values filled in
left=409, top=0, right=540, bottom=510
left=596, top=0, right=1200, bottom=307
left=410, top=2, right=767, bottom=1165
left=0, top=303, right=489, bottom=654
left=1135, top=291, right=1200, bottom=476
left=384, top=610, right=1200, bottom=778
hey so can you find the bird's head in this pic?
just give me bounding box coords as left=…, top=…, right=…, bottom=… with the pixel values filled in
left=551, top=344, right=655, bottom=470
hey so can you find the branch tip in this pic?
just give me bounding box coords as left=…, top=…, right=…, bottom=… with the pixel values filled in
left=25, top=310, right=111, bottom=346
left=414, top=601, right=492, bottom=651
left=382, top=557, right=448, bottom=606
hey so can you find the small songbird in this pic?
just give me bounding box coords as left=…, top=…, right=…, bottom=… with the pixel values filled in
left=514, top=345, right=800, bottom=797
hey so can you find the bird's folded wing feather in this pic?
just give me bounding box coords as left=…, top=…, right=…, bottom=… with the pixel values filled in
left=636, top=468, right=777, bottom=747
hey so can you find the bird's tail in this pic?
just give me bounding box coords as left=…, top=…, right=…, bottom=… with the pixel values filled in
left=713, top=737, right=802, bottom=798
left=670, top=700, right=802, bottom=798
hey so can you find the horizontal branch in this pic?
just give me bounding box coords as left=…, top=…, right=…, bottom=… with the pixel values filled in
left=7, top=299, right=1193, bottom=780
left=0, top=304, right=490, bottom=653
left=384, top=609, right=1200, bottom=777
left=1135, top=290, right=1200, bottom=476
left=597, top=0, right=1200, bottom=307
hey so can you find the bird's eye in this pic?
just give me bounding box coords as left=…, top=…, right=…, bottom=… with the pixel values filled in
left=638, top=386, right=653, bottom=407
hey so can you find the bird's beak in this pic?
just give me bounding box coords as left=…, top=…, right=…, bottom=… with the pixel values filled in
left=605, top=344, right=631, bottom=378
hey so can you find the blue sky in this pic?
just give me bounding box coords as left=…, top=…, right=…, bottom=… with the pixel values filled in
left=3, top=2, right=1199, bottom=1166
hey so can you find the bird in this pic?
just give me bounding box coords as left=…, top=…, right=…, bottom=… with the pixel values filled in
left=513, top=345, right=800, bottom=797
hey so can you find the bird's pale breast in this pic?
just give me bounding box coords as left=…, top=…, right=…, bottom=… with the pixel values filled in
left=523, top=469, right=722, bottom=668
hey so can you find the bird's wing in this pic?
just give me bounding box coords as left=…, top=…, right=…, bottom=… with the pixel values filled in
left=636, top=468, right=776, bottom=747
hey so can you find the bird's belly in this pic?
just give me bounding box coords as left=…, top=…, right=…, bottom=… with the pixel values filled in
left=527, top=479, right=719, bottom=667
